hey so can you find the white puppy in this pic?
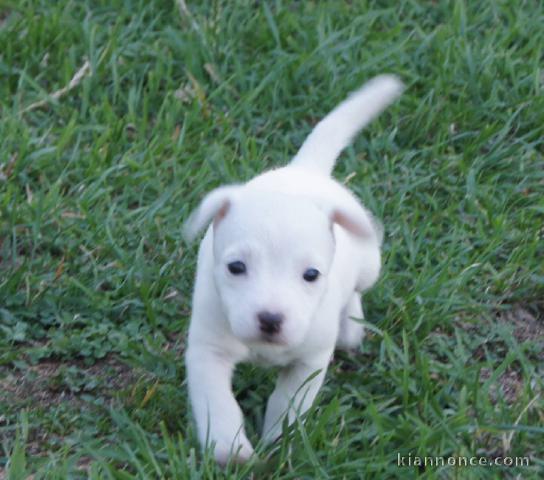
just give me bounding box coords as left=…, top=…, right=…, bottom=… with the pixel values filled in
left=183, top=75, right=403, bottom=465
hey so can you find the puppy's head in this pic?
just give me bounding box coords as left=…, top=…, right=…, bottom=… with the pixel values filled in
left=184, top=186, right=378, bottom=347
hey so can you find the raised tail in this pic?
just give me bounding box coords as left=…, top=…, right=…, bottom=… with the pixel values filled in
left=290, top=75, right=404, bottom=175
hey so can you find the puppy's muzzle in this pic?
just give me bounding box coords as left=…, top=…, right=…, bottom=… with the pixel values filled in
left=257, top=311, right=284, bottom=336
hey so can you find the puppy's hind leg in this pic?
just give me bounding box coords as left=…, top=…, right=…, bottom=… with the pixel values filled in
left=336, top=293, right=365, bottom=351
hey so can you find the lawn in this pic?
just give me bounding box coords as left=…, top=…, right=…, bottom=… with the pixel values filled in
left=0, top=0, right=543, bottom=478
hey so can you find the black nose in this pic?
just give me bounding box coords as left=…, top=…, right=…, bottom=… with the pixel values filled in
left=257, top=311, right=284, bottom=335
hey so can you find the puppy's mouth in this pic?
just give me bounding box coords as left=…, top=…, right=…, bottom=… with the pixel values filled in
left=256, top=333, right=287, bottom=346
left=261, top=334, right=286, bottom=345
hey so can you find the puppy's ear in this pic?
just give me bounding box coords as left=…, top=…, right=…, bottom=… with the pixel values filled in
left=330, top=203, right=383, bottom=244
left=183, top=185, right=239, bottom=242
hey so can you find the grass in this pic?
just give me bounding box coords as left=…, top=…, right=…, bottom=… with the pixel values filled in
left=0, top=0, right=543, bottom=478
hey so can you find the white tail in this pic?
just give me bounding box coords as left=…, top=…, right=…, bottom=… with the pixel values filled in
left=290, top=75, right=404, bottom=175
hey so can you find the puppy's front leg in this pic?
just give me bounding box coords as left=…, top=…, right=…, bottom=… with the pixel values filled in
left=262, top=353, right=331, bottom=443
left=186, top=345, right=254, bottom=465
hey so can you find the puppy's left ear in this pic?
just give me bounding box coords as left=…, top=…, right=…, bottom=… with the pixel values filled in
left=330, top=202, right=383, bottom=244
left=183, top=185, right=239, bottom=242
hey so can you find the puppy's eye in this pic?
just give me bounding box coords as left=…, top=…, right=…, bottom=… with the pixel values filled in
left=303, top=268, right=320, bottom=282
left=227, top=261, right=246, bottom=275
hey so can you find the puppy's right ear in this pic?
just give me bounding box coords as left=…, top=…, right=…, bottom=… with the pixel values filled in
left=183, top=185, right=239, bottom=242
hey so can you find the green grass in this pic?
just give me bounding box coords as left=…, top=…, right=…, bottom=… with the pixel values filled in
left=1, top=0, right=543, bottom=478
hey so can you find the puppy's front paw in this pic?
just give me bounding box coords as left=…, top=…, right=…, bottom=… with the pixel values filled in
left=262, top=424, right=283, bottom=446
left=213, top=435, right=255, bottom=466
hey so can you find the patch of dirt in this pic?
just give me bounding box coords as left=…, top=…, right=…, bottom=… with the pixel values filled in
left=489, top=304, right=542, bottom=403
left=455, top=303, right=543, bottom=403
left=0, top=355, right=136, bottom=410
left=0, top=355, right=141, bottom=461
left=457, top=302, right=542, bottom=333
left=491, top=304, right=543, bottom=403
left=479, top=367, right=524, bottom=404
left=498, top=305, right=544, bottom=352
left=0, top=9, right=10, bottom=26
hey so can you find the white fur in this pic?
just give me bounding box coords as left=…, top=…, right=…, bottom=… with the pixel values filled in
left=184, top=75, right=403, bottom=465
